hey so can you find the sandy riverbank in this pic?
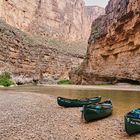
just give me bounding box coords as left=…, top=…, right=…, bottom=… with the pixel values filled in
left=0, top=91, right=140, bottom=140
left=41, top=84, right=140, bottom=92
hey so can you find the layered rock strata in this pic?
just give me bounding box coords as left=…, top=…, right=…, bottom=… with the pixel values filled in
left=0, top=0, right=105, bottom=84
left=0, top=20, right=83, bottom=84
left=70, top=0, right=140, bottom=85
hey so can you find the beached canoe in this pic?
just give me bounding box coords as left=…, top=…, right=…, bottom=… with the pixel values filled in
left=57, top=96, right=101, bottom=107
left=81, top=100, right=113, bottom=122
left=125, top=109, right=140, bottom=135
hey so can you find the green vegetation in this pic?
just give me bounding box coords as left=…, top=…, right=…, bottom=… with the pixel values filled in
left=0, top=72, right=14, bottom=87
left=57, top=80, right=71, bottom=85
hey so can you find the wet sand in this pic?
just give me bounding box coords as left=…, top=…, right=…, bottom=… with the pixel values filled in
left=0, top=91, right=140, bottom=140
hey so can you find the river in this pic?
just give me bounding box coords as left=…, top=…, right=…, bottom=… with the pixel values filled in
left=1, top=85, right=140, bottom=117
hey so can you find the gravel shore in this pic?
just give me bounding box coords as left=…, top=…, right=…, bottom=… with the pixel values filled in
left=0, top=91, right=140, bottom=140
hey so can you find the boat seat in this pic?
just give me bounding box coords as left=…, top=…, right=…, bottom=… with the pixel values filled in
left=128, top=112, right=140, bottom=119
left=99, top=104, right=110, bottom=108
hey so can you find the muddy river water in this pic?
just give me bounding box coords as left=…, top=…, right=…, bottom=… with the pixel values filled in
left=1, top=85, right=140, bottom=117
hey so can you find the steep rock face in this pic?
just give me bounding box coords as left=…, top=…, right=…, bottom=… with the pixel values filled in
left=85, top=6, right=105, bottom=27
left=0, top=20, right=83, bottom=84
left=30, top=0, right=88, bottom=41
left=0, top=0, right=37, bottom=31
left=0, top=0, right=104, bottom=41
left=70, top=0, right=140, bottom=85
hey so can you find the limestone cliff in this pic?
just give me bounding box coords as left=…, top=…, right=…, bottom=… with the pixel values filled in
left=0, top=0, right=105, bottom=84
left=70, top=0, right=140, bottom=85
left=85, top=6, right=105, bottom=27
left=0, top=20, right=83, bottom=84
left=0, top=0, right=104, bottom=41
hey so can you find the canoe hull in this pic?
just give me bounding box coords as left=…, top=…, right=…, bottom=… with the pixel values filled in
left=82, top=100, right=113, bottom=122
left=83, top=107, right=112, bottom=122
left=57, top=96, right=101, bottom=107
left=125, top=116, right=140, bottom=135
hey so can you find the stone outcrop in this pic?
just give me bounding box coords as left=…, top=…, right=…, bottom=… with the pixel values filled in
left=70, top=0, right=140, bottom=85
left=0, top=0, right=104, bottom=41
left=0, top=20, right=83, bottom=84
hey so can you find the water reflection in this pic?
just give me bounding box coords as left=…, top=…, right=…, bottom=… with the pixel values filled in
left=1, top=86, right=140, bottom=116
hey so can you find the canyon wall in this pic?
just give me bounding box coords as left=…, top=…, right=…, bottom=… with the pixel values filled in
left=0, top=0, right=104, bottom=41
left=0, top=20, right=83, bottom=84
left=0, top=0, right=105, bottom=84
left=70, top=0, right=140, bottom=85
left=85, top=6, right=105, bottom=28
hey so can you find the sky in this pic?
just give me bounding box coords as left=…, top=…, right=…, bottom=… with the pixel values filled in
left=84, top=0, right=109, bottom=8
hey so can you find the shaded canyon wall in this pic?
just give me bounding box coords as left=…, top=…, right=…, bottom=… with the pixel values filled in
left=70, top=0, right=140, bottom=85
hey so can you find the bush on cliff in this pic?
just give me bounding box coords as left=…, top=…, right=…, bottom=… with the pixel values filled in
left=0, top=72, right=14, bottom=87
left=0, top=72, right=11, bottom=79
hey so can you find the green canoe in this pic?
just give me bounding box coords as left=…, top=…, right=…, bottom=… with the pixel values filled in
left=125, top=108, right=140, bottom=135
left=57, top=96, right=101, bottom=107
left=81, top=100, right=113, bottom=122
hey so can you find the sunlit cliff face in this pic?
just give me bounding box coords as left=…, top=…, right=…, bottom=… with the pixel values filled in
left=0, top=0, right=104, bottom=41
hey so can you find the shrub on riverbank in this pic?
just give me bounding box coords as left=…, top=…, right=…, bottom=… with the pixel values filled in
left=0, top=72, right=14, bottom=87
left=57, top=80, right=71, bottom=85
